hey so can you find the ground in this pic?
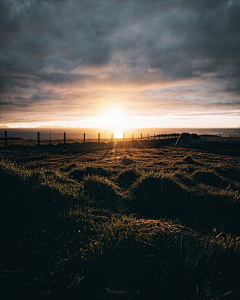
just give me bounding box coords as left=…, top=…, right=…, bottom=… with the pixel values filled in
left=1, top=138, right=240, bottom=299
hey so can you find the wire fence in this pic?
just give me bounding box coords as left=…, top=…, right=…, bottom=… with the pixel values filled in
left=1, top=129, right=239, bottom=148
left=0, top=130, right=181, bottom=147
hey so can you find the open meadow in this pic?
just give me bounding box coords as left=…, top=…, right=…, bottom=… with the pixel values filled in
left=1, top=137, right=240, bottom=299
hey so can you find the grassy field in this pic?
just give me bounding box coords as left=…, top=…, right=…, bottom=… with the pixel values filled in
left=1, top=138, right=240, bottom=299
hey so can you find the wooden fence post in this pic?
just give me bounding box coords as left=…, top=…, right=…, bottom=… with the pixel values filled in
left=98, top=133, right=100, bottom=143
left=111, top=133, right=113, bottom=142
left=83, top=133, right=85, bottom=142
left=148, top=134, right=149, bottom=140
left=141, top=133, right=142, bottom=140
left=64, top=132, right=66, bottom=144
left=37, top=132, right=40, bottom=146
left=132, top=133, right=134, bottom=141
left=154, top=134, right=155, bottom=140
left=5, top=130, right=7, bottom=147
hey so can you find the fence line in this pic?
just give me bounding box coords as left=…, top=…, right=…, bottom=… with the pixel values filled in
left=3, top=131, right=234, bottom=148
left=5, top=130, right=7, bottom=147
left=37, top=132, right=40, bottom=146
left=0, top=130, right=183, bottom=147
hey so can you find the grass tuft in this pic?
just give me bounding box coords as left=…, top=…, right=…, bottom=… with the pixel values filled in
left=70, top=166, right=111, bottom=181
left=116, top=169, right=140, bottom=188
left=121, top=156, right=135, bottom=165
left=192, top=170, right=229, bottom=188
left=131, top=173, right=187, bottom=217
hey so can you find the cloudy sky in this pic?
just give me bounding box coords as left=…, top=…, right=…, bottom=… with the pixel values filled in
left=0, top=0, right=240, bottom=128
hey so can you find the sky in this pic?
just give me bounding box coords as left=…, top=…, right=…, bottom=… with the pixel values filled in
left=0, top=0, right=240, bottom=128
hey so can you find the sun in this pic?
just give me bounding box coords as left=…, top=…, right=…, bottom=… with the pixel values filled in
left=100, top=108, right=128, bottom=138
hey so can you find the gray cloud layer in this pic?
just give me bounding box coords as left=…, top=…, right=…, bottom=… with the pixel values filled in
left=1, top=0, right=240, bottom=124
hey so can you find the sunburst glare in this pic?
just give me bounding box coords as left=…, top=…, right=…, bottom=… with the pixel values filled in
left=100, top=108, right=128, bottom=138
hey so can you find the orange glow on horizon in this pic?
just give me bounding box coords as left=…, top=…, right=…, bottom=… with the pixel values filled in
left=2, top=112, right=240, bottom=129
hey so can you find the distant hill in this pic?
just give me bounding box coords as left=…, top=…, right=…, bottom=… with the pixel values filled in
left=0, top=125, right=9, bottom=128
left=35, top=126, right=63, bottom=128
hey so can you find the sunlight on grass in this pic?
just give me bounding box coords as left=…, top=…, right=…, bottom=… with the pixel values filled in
left=1, top=141, right=240, bottom=299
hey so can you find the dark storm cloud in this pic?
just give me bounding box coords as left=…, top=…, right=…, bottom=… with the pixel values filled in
left=1, top=0, right=240, bottom=124
left=0, top=100, right=14, bottom=106
left=0, top=0, right=119, bottom=72
left=37, top=73, right=84, bottom=84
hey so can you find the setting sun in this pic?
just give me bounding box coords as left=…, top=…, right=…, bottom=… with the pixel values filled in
left=99, top=109, right=129, bottom=138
